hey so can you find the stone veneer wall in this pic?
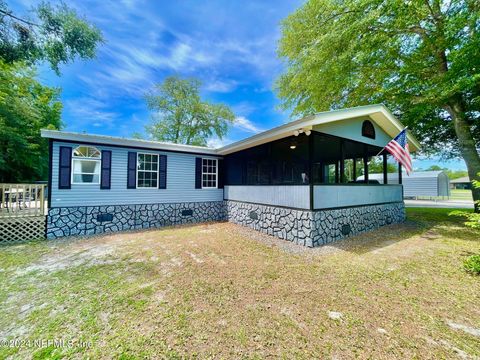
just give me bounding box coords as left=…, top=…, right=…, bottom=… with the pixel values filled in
left=47, top=200, right=405, bottom=246
left=226, top=200, right=405, bottom=247
left=46, top=201, right=226, bottom=239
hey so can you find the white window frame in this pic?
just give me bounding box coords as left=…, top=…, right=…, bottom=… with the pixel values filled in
left=136, top=152, right=159, bottom=189
left=201, top=158, right=218, bottom=189
left=71, top=146, right=101, bottom=185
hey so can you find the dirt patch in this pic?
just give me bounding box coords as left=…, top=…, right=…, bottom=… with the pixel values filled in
left=15, top=244, right=117, bottom=275
left=447, top=321, right=480, bottom=337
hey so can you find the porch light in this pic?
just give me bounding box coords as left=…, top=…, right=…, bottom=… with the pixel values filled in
left=290, top=140, right=297, bottom=149
left=294, top=128, right=311, bottom=136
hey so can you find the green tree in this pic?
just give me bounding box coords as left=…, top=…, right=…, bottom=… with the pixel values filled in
left=446, top=170, right=468, bottom=180
left=277, top=0, right=480, bottom=212
left=0, top=1, right=103, bottom=73
left=145, top=76, right=235, bottom=146
left=0, top=1, right=103, bottom=182
left=0, top=60, right=62, bottom=182
left=369, top=157, right=396, bottom=174
left=422, top=165, right=468, bottom=179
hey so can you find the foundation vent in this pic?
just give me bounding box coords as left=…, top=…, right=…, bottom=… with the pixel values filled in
left=341, top=224, right=351, bottom=236
left=182, top=209, right=193, bottom=216
left=97, top=213, right=113, bottom=222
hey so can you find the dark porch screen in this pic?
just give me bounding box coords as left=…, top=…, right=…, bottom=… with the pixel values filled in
left=224, top=131, right=384, bottom=186
left=224, top=135, right=309, bottom=186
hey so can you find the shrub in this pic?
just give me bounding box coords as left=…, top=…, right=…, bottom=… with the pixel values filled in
left=450, top=210, right=480, bottom=228
left=463, top=255, right=480, bottom=275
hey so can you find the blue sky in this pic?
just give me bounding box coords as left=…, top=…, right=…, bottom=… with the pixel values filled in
left=13, top=0, right=467, bottom=171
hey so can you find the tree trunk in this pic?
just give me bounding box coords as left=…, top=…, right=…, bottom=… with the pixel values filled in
left=444, top=100, right=480, bottom=212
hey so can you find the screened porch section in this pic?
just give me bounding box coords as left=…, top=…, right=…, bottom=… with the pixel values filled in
left=223, top=130, right=404, bottom=210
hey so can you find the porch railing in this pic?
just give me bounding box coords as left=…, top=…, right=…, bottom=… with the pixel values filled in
left=0, top=183, right=46, bottom=218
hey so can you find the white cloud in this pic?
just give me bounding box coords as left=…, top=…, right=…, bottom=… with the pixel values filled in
left=233, top=116, right=264, bottom=133
left=207, top=137, right=233, bottom=149
left=232, top=101, right=256, bottom=116
left=64, top=98, right=121, bottom=130
left=48, top=0, right=289, bottom=107
left=78, top=38, right=218, bottom=98
left=204, top=79, right=238, bottom=93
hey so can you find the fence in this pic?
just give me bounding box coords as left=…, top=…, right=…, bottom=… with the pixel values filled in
left=0, top=183, right=47, bottom=243
left=0, top=183, right=46, bottom=217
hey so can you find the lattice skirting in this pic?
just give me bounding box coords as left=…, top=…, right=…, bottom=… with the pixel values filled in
left=0, top=217, right=46, bottom=244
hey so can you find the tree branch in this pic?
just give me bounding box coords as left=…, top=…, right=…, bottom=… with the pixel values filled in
left=423, top=0, right=437, bottom=21
left=0, top=9, right=39, bottom=27
left=318, top=10, right=359, bottom=28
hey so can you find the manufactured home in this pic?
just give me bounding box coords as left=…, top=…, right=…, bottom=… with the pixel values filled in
left=41, top=105, right=420, bottom=247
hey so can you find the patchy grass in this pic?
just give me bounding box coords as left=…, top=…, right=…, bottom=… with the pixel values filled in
left=0, top=208, right=479, bottom=359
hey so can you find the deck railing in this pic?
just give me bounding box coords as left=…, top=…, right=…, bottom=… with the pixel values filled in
left=0, top=183, right=46, bottom=218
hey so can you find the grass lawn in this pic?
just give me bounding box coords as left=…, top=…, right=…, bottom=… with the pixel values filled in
left=450, top=189, right=474, bottom=201
left=1, top=208, right=479, bottom=359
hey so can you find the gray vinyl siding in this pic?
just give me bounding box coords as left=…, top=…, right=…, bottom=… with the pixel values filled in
left=224, top=185, right=310, bottom=209
left=313, top=185, right=403, bottom=209
left=50, top=141, right=223, bottom=207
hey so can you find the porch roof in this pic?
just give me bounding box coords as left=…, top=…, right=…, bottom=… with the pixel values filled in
left=217, top=104, right=421, bottom=155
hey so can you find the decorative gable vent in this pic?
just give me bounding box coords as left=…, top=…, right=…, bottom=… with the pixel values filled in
left=361, top=120, right=375, bottom=139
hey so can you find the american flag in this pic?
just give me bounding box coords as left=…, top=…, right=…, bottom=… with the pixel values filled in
left=385, top=129, right=413, bottom=175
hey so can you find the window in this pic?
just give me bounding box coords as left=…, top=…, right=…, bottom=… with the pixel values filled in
left=72, top=146, right=101, bottom=184
left=137, top=153, right=158, bottom=188
left=202, top=158, right=217, bottom=188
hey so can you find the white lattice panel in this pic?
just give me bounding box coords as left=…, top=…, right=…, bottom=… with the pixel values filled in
left=0, top=216, right=46, bottom=244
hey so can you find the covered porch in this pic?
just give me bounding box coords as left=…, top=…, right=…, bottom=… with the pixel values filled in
left=223, top=128, right=404, bottom=210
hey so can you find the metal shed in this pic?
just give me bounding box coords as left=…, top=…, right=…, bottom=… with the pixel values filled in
left=359, top=171, right=451, bottom=198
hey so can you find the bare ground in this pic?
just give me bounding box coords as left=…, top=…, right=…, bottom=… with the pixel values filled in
left=0, top=208, right=479, bottom=359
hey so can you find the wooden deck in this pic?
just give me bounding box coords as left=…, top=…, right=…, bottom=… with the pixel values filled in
left=0, top=184, right=47, bottom=243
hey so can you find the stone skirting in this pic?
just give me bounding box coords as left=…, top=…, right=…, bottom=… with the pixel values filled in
left=46, top=201, right=226, bottom=239
left=226, top=200, right=405, bottom=247
left=311, top=202, right=405, bottom=246
left=47, top=200, right=405, bottom=246
left=226, top=201, right=315, bottom=247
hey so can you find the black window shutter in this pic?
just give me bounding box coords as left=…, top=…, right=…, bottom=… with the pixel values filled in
left=127, top=152, right=137, bottom=189
left=100, top=150, right=112, bottom=189
left=195, top=157, right=202, bottom=189
left=217, top=159, right=224, bottom=189
left=58, top=146, right=72, bottom=189
left=158, top=155, right=167, bottom=189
